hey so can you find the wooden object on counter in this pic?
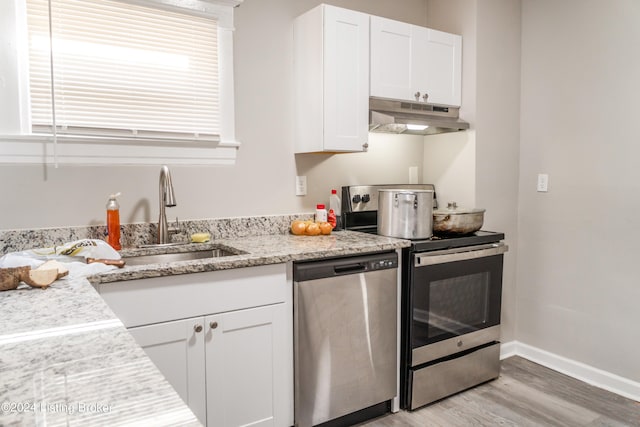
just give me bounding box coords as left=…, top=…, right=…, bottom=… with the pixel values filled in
left=0, top=266, right=29, bottom=291
left=0, top=260, right=69, bottom=291
left=21, top=268, right=58, bottom=288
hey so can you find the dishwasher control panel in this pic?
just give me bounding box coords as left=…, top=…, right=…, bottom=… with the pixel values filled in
left=370, top=258, right=397, bottom=270
left=293, top=251, right=398, bottom=282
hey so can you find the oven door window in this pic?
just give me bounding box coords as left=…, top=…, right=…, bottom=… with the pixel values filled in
left=411, top=255, right=503, bottom=348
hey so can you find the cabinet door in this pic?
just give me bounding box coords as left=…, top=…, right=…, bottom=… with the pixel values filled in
left=424, top=29, right=462, bottom=106
left=371, top=17, right=462, bottom=107
left=294, top=4, right=369, bottom=153
left=206, top=304, right=288, bottom=427
left=129, top=318, right=206, bottom=424
left=370, top=16, right=414, bottom=100
left=323, top=6, right=370, bottom=152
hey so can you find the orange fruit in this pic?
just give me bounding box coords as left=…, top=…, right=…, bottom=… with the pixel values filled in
left=305, top=222, right=321, bottom=236
left=291, top=220, right=307, bottom=235
left=319, top=222, right=332, bottom=235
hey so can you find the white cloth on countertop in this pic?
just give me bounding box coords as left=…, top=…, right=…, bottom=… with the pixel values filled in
left=0, top=239, right=121, bottom=279
left=27, top=239, right=120, bottom=259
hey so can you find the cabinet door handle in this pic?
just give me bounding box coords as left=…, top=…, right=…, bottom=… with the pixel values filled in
left=210, top=321, right=218, bottom=329
left=194, top=324, right=203, bottom=333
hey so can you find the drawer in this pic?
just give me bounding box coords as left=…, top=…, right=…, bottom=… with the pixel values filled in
left=409, top=342, right=500, bottom=410
left=97, top=263, right=288, bottom=327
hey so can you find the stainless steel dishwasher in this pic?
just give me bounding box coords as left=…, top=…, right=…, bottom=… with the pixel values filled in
left=293, top=251, right=398, bottom=427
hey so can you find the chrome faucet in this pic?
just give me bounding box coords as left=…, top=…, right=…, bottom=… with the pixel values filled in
left=157, top=165, right=177, bottom=244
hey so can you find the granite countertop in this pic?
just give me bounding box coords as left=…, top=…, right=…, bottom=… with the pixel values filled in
left=0, top=276, right=201, bottom=426
left=0, top=230, right=409, bottom=426
left=92, top=230, right=410, bottom=284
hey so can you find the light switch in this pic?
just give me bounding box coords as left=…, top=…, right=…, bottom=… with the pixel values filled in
left=296, top=176, right=307, bottom=196
left=537, top=173, right=549, bottom=192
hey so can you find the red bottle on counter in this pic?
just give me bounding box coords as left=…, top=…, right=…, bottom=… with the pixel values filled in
left=106, top=193, right=122, bottom=250
left=328, top=209, right=337, bottom=229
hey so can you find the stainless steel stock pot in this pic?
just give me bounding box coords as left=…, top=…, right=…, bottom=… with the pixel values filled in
left=377, top=189, right=434, bottom=239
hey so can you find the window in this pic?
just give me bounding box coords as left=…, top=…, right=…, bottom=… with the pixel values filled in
left=0, top=0, right=241, bottom=165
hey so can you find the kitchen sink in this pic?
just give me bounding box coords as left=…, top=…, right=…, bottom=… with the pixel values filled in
left=123, top=248, right=243, bottom=266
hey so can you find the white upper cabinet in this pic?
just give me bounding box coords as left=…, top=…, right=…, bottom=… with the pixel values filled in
left=294, top=4, right=370, bottom=153
left=370, top=16, right=462, bottom=107
left=424, top=28, right=462, bottom=106
left=370, top=17, right=414, bottom=100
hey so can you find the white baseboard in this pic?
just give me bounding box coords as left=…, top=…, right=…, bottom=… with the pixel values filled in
left=499, top=340, right=518, bottom=360
left=500, top=341, right=640, bottom=402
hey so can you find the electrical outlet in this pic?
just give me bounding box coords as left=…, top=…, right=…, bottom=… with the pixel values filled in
left=537, top=173, right=549, bottom=192
left=296, top=176, right=307, bottom=196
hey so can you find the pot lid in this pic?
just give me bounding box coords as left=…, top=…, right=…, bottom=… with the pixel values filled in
left=433, top=202, right=486, bottom=215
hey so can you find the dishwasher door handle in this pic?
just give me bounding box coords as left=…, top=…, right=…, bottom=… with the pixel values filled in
left=334, top=263, right=367, bottom=274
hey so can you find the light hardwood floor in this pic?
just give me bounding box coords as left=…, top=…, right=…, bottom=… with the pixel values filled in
left=360, top=356, right=640, bottom=427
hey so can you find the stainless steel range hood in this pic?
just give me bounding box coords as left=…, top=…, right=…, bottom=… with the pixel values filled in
left=369, top=97, right=469, bottom=136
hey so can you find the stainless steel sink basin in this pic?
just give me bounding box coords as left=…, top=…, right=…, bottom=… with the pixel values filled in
left=123, top=248, right=242, bottom=266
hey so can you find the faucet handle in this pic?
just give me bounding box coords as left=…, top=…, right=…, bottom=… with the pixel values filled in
left=167, top=217, right=186, bottom=244
left=169, top=217, right=180, bottom=233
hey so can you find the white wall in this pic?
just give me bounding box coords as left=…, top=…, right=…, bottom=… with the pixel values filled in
left=425, top=0, right=521, bottom=344
left=427, top=0, right=640, bottom=386
left=423, top=131, right=476, bottom=208
left=423, top=0, right=477, bottom=211
left=519, top=0, right=640, bottom=381
left=0, top=0, right=429, bottom=230
left=475, top=0, right=521, bottom=351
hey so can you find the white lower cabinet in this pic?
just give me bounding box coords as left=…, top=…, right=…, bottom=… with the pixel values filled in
left=206, top=304, right=288, bottom=427
left=98, top=264, right=293, bottom=427
left=128, top=317, right=207, bottom=423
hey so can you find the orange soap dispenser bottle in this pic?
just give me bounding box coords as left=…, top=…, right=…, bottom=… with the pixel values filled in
left=106, top=192, right=122, bottom=250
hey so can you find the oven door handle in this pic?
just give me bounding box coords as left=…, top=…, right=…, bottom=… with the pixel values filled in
left=414, top=242, right=508, bottom=266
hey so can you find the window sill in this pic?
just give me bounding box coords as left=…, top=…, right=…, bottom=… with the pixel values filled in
left=0, top=135, right=240, bottom=165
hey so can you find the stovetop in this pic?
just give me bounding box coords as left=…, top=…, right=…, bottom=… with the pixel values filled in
left=408, top=230, right=505, bottom=252
left=347, top=226, right=504, bottom=252
left=341, top=184, right=504, bottom=252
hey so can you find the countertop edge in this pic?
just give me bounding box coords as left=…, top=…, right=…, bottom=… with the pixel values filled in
left=0, top=231, right=409, bottom=426
left=89, top=232, right=411, bottom=285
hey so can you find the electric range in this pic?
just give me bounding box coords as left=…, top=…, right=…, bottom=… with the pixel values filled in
left=341, top=184, right=507, bottom=410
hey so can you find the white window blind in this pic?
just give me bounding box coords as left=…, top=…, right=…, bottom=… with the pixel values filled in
left=26, top=0, right=220, bottom=143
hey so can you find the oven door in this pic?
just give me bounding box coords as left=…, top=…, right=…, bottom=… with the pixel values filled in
left=409, top=243, right=507, bottom=367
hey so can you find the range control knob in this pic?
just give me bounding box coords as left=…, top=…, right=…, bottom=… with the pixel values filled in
left=352, top=195, right=361, bottom=203
left=362, top=194, right=371, bottom=203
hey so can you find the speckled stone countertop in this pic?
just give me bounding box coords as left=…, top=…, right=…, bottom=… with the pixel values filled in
left=0, top=277, right=200, bottom=426
left=0, top=226, right=409, bottom=426
left=92, top=230, right=410, bottom=284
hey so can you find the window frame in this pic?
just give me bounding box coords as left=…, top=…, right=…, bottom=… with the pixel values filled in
left=0, top=0, right=241, bottom=165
